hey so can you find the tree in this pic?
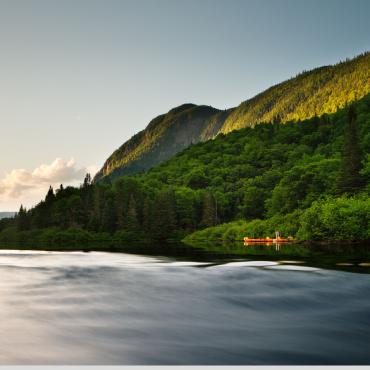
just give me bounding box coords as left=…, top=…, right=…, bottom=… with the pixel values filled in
left=45, top=186, right=55, bottom=203
left=175, top=188, right=197, bottom=231
left=67, top=195, right=84, bottom=227
left=114, top=178, right=143, bottom=230
left=86, top=184, right=108, bottom=231
left=186, top=169, right=209, bottom=189
left=83, top=173, right=92, bottom=188
left=201, top=192, right=217, bottom=228
left=152, top=190, right=177, bottom=239
left=101, top=198, right=116, bottom=233
left=337, top=106, right=364, bottom=194
left=17, top=205, right=30, bottom=231
left=142, top=197, right=153, bottom=233
left=126, top=195, right=139, bottom=231
left=55, top=184, right=64, bottom=196
left=115, top=185, right=126, bottom=230
left=53, top=198, right=69, bottom=229
left=241, top=186, right=265, bottom=219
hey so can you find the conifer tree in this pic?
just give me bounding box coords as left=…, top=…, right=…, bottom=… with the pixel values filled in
left=101, top=198, right=116, bottom=233
left=17, top=205, right=30, bottom=231
left=126, top=195, right=139, bottom=231
left=142, top=197, right=152, bottom=233
left=91, top=185, right=105, bottom=226
left=115, top=187, right=126, bottom=230
left=337, top=106, right=364, bottom=194
left=67, top=195, right=83, bottom=227
left=83, top=173, right=92, bottom=188
left=45, top=186, right=55, bottom=203
left=56, top=184, right=64, bottom=195
left=201, top=192, right=217, bottom=228
left=152, top=190, right=177, bottom=239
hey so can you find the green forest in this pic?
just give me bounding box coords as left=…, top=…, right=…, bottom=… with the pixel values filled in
left=1, top=93, right=369, bottom=245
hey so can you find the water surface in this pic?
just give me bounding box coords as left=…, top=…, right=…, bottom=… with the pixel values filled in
left=0, top=247, right=370, bottom=365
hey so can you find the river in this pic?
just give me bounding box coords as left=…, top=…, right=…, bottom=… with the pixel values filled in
left=0, top=245, right=369, bottom=365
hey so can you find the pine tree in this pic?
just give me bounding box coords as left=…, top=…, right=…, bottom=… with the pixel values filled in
left=115, top=186, right=126, bottom=230
left=337, top=106, right=364, bottom=194
left=83, top=173, right=92, bottom=188
left=56, top=184, right=64, bottom=196
left=114, top=178, right=141, bottom=230
left=101, top=198, right=116, bottom=233
left=67, top=195, right=83, bottom=227
left=96, top=186, right=104, bottom=216
left=17, top=205, right=30, bottom=231
left=126, top=195, right=139, bottom=231
left=201, top=192, right=217, bottom=228
left=142, top=197, right=152, bottom=233
left=53, top=198, right=69, bottom=229
left=152, top=190, right=177, bottom=239
left=45, top=185, right=55, bottom=203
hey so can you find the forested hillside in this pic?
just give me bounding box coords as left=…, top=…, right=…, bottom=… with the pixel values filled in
left=1, top=94, right=369, bottom=244
left=220, top=52, right=370, bottom=133
left=95, top=52, right=370, bottom=182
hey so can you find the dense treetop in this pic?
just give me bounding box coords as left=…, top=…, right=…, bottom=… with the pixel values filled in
left=221, top=52, right=370, bottom=133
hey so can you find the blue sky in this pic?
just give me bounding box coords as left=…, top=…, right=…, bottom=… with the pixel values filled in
left=0, top=0, right=369, bottom=210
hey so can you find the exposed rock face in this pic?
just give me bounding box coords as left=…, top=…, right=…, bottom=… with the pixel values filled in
left=94, top=104, right=231, bottom=182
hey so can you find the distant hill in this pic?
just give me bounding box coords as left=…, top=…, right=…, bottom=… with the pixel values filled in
left=95, top=52, right=370, bottom=182
left=0, top=212, right=15, bottom=220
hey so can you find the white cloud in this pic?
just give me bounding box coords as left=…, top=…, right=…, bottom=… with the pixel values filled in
left=0, top=158, right=98, bottom=210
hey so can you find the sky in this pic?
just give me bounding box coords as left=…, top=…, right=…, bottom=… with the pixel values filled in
left=0, top=0, right=369, bottom=211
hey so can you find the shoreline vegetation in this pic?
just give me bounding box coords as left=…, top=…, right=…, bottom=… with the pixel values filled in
left=2, top=193, right=368, bottom=247
left=183, top=195, right=370, bottom=244
left=0, top=192, right=369, bottom=248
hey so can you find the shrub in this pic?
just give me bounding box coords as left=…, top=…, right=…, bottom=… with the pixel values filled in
left=297, top=196, right=370, bottom=241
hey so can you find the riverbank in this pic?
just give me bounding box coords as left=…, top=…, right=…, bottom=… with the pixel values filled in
left=1, top=234, right=370, bottom=275
left=0, top=227, right=153, bottom=247
left=183, top=196, right=370, bottom=245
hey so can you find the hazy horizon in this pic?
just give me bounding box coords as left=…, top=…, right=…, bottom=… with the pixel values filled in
left=1, top=0, right=369, bottom=211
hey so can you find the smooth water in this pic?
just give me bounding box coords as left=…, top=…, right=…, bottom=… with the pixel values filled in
left=0, top=247, right=370, bottom=365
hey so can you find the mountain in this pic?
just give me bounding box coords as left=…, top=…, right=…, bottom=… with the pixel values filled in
left=0, top=212, right=15, bottom=220
left=94, top=104, right=231, bottom=182
left=95, top=52, right=369, bottom=183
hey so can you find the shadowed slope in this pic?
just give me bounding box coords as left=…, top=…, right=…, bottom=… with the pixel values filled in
left=94, top=104, right=230, bottom=182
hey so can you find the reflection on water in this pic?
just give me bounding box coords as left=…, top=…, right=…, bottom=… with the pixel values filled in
left=0, top=248, right=370, bottom=365
left=244, top=241, right=287, bottom=251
